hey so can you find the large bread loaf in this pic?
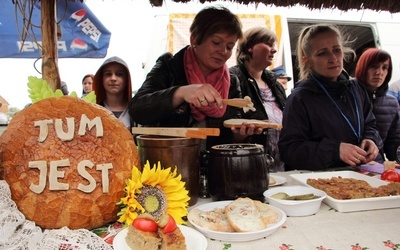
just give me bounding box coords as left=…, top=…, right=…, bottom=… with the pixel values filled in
left=0, top=96, right=139, bottom=229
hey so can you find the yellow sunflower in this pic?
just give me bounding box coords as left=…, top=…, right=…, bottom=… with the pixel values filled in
left=117, top=161, right=190, bottom=225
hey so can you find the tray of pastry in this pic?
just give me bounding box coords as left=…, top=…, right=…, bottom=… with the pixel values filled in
left=290, top=171, right=400, bottom=212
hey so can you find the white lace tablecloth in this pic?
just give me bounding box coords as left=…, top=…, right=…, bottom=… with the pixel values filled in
left=189, top=171, right=400, bottom=250
left=0, top=180, right=112, bottom=250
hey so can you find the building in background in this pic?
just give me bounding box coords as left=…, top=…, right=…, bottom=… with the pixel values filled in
left=0, top=96, right=9, bottom=113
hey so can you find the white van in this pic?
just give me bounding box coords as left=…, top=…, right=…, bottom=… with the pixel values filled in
left=144, top=4, right=400, bottom=94
left=283, top=8, right=400, bottom=91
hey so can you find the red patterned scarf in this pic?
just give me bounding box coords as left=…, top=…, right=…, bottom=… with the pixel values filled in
left=184, top=46, right=229, bottom=121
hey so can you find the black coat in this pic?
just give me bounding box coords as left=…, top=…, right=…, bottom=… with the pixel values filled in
left=278, top=72, right=383, bottom=171
left=129, top=46, right=242, bottom=149
left=358, top=79, right=400, bottom=161
left=229, top=63, right=286, bottom=121
left=230, top=63, right=286, bottom=172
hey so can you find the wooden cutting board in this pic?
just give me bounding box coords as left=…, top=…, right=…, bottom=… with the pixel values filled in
left=131, top=127, right=220, bottom=139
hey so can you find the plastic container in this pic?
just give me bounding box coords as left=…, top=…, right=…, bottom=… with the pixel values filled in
left=263, top=185, right=326, bottom=216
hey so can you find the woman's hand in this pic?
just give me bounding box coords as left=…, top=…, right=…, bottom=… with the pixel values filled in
left=231, top=122, right=264, bottom=142
left=360, top=139, right=379, bottom=163
left=339, top=142, right=367, bottom=166
left=173, top=84, right=223, bottom=108
left=339, top=140, right=379, bottom=166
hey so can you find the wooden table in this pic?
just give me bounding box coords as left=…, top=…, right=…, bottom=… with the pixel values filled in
left=188, top=171, right=400, bottom=250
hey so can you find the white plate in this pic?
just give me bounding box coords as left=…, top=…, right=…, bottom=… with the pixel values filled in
left=290, top=171, right=400, bottom=212
left=187, top=200, right=286, bottom=242
left=113, top=225, right=207, bottom=250
left=269, top=174, right=287, bottom=187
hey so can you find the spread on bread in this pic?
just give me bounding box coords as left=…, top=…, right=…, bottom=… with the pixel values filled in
left=223, top=118, right=283, bottom=130
left=189, top=197, right=279, bottom=233
left=243, top=96, right=256, bottom=113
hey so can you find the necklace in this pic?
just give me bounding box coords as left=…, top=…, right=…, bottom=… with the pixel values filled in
left=312, top=75, right=361, bottom=143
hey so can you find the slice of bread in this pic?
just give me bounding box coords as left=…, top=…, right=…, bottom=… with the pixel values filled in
left=269, top=176, right=277, bottom=186
left=189, top=208, right=235, bottom=232
left=224, top=198, right=266, bottom=232
left=223, top=118, right=283, bottom=129
left=253, top=200, right=279, bottom=226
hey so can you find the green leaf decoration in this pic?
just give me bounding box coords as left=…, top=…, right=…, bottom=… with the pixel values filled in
left=27, top=76, right=96, bottom=103
left=70, top=91, right=78, bottom=98
left=82, top=91, right=96, bottom=103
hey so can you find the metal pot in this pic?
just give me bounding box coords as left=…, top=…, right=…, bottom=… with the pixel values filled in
left=136, top=135, right=200, bottom=206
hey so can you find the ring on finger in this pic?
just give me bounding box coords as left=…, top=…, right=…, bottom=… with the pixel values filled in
left=199, top=98, right=205, bottom=103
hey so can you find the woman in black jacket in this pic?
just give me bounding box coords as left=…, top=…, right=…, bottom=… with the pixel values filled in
left=230, top=27, right=287, bottom=172
left=278, top=24, right=382, bottom=171
left=355, top=48, right=400, bottom=161
left=130, top=6, right=262, bottom=149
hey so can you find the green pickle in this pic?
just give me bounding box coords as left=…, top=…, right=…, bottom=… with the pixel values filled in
left=271, top=192, right=320, bottom=200
left=271, top=192, right=289, bottom=199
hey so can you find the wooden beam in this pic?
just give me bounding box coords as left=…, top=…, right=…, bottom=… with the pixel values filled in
left=41, top=0, right=61, bottom=91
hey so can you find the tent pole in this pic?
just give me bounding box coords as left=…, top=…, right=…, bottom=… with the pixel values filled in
left=41, top=0, right=61, bottom=91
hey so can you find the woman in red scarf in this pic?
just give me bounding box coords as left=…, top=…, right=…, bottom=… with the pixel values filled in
left=130, top=6, right=262, bottom=149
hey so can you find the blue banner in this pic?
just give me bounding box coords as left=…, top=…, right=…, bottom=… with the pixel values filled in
left=0, top=0, right=111, bottom=58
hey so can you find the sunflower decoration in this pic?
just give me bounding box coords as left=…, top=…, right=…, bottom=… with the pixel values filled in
left=117, top=161, right=190, bottom=225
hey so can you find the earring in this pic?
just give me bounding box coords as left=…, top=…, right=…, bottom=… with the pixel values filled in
left=193, top=45, right=196, bottom=48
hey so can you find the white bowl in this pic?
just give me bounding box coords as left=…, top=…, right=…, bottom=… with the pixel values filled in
left=263, top=185, right=326, bottom=217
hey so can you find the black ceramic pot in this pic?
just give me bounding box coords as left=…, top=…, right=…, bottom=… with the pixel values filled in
left=206, top=143, right=273, bottom=201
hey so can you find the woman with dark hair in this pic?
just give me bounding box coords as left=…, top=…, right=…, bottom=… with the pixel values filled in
left=355, top=48, right=400, bottom=161
left=81, top=74, right=94, bottom=97
left=130, top=6, right=262, bottom=149
left=278, top=24, right=382, bottom=171
left=230, top=27, right=286, bottom=172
